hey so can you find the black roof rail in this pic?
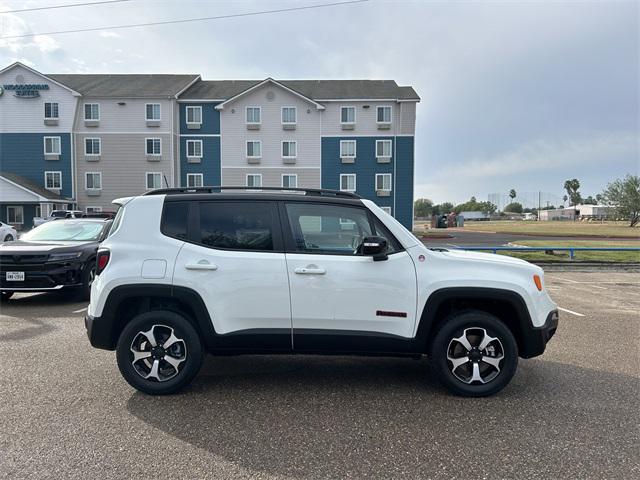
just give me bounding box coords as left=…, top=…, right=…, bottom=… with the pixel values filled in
left=142, top=186, right=362, bottom=199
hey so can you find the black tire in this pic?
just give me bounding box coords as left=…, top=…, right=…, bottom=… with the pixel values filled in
left=1, top=291, right=14, bottom=302
left=429, top=310, right=518, bottom=397
left=116, top=310, right=203, bottom=395
left=3, top=234, right=14, bottom=242
left=79, top=261, right=96, bottom=301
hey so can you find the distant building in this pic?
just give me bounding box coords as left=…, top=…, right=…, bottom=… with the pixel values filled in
left=538, top=205, right=615, bottom=221
left=459, top=211, right=490, bottom=221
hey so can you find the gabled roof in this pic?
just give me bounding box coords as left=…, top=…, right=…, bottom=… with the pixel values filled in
left=47, top=73, right=200, bottom=98
left=180, top=79, right=420, bottom=102
left=0, top=172, right=70, bottom=202
left=214, top=78, right=325, bottom=110
left=0, top=62, right=82, bottom=96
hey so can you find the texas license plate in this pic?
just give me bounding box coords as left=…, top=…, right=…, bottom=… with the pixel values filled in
left=6, top=272, right=25, bottom=281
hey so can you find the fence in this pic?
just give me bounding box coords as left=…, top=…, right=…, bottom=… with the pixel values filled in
left=453, top=246, right=640, bottom=261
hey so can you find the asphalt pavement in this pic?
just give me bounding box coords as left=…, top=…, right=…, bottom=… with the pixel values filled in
left=0, top=272, right=638, bottom=479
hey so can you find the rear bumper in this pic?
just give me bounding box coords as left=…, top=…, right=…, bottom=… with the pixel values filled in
left=520, top=309, right=559, bottom=359
left=85, top=313, right=116, bottom=350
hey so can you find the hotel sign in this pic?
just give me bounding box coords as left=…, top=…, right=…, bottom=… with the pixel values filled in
left=1, top=83, right=49, bottom=98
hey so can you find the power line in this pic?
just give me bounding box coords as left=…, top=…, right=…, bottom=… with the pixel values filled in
left=0, top=0, right=135, bottom=14
left=0, top=0, right=370, bottom=39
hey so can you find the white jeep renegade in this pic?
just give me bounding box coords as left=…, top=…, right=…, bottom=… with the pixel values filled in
left=86, top=187, right=558, bottom=397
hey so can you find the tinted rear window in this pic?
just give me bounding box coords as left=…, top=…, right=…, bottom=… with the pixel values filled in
left=161, top=202, right=189, bottom=240
left=198, top=201, right=274, bottom=251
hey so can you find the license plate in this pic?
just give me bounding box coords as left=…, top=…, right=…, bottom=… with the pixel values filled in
left=6, top=272, right=25, bottom=281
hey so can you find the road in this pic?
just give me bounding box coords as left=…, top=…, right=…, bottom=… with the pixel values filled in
left=1, top=272, right=639, bottom=479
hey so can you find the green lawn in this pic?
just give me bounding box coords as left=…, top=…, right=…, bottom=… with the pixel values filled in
left=455, top=220, right=639, bottom=238
left=498, top=240, right=640, bottom=263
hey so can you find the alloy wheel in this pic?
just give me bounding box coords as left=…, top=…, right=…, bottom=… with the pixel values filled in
left=130, top=324, right=187, bottom=382
left=446, top=327, right=504, bottom=384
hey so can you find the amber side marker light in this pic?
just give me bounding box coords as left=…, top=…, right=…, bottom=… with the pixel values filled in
left=533, top=274, right=543, bottom=291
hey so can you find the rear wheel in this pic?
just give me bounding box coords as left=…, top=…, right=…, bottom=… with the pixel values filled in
left=116, top=310, right=203, bottom=395
left=429, top=311, right=518, bottom=397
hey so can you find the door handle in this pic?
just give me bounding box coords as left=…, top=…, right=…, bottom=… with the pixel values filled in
left=294, top=266, right=326, bottom=275
left=185, top=260, right=218, bottom=271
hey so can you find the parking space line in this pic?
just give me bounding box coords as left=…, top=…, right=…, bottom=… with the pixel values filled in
left=72, top=307, right=87, bottom=313
left=558, top=307, right=585, bottom=317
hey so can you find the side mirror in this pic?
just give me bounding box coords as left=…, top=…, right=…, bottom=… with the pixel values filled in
left=361, top=236, right=388, bottom=261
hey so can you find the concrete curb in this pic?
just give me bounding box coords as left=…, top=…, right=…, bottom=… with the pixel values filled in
left=536, top=262, right=640, bottom=272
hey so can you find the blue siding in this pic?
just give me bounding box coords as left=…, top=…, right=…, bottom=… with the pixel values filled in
left=179, top=102, right=220, bottom=134
left=0, top=133, right=73, bottom=198
left=179, top=136, right=221, bottom=187
left=321, top=136, right=414, bottom=229
left=0, top=204, right=38, bottom=230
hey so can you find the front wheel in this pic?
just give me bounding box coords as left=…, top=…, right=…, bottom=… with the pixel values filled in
left=79, top=262, right=96, bottom=301
left=116, top=311, right=203, bottom=395
left=429, top=311, right=518, bottom=397
left=3, top=234, right=14, bottom=242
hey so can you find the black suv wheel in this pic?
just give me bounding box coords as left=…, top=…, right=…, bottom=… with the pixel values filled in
left=429, top=310, right=518, bottom=397
left=116, top=310, right=203, bottom=395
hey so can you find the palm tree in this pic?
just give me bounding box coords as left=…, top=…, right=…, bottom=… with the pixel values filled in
left=509, top=189, right=517, bottom=201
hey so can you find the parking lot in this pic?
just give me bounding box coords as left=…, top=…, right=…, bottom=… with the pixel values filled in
left=1, top=271, right=638, bottom=479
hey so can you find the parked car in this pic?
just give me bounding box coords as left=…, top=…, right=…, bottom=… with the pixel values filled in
left=33, top=210, right=84, bottom=227
left=82, top=211, right=117, bottom=219
left=86, top=187, right=558, bottom=397
left=0, top=218, right=112, bottom=302
left=0, top=222, right=18, bottom=242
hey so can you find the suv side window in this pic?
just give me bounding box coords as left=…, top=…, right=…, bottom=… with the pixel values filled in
left=198, top=201, right=275, bottom=251
left=285, top=203, right=373, bottom=255
left=161, top=202, right=189, bottom=240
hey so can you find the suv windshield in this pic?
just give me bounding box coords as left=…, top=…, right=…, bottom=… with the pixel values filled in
left=22, top=221, right=105, bottom=242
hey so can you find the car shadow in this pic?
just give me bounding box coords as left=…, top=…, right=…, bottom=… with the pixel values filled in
left=126, top=355, right=638, bottom=479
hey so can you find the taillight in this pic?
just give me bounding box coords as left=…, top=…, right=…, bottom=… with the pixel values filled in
left=96, top=249, right=110, bottom=275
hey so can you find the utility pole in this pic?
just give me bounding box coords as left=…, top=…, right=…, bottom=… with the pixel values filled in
left=538, top=191, right=541, bottom=220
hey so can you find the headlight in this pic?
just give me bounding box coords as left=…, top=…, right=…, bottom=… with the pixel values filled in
left=47, top=252, right=83, bottom=262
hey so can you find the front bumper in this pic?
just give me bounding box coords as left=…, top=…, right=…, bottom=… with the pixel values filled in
left=520, top=309, right=559, bottom=358
left=0, top=259, right=85, bottom=292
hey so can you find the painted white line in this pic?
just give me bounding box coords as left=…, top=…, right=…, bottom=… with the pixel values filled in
left=72, top=307, right=88, bottom=313
left=558, top=307, right=585, bottom=317
left=546, top=275, right=579, bottom=283
left=589, top=285, right=608, bottom=290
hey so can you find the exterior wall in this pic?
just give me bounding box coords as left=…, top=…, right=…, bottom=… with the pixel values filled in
left=398, top=102, right=416, bottom=135
left=178, top=102, right=221, bottom=187
left=0, top=203, right=39, bottom=230
left=74, top=98, right=175, bottom=133
left=320, top=101, right=400, bottom=137
left=219, top=82, right=322, bottom=188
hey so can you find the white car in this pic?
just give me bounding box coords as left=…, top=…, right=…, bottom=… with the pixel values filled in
left=33, top=210, right=84, bottom=227
left=86, top=187, right=559, bottom=397
left=0, top=222, right=18, bottom=242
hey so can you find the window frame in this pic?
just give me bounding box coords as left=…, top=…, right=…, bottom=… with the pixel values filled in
left=84, top=137, right=101, bottom=156
left=43, top=136, right=61, bottom=155
left=340, top=106, right=356, bottom=125
left=145, top=137, right=162, bottom=156
left=380, top=206, right=392, bottom=215
left=44, top=171, right=62, bottom=190
left=246, top=106, right=261, bottom=125
left=186, top=173, right=204, bottom=187
left=84, top=103, right=100, bottom=121
left=145, top=103, right=161, bottom=121
left=246, top=173, right=263, bottom=188
left=339, top=140, right=356, bottom=159
left=281, top=106, right=297, bottom=125
left=246, top=140, right=262, bottom=159
left=281, top=140, right=297, bottom=159
left=145, top=172, right=162, bottom=190
left=44, top=102, right=59, bottom=119
left=375, top=173, right=392, bottom=192
left=376, top=105, right=392, bottom=124
left=7, top=206, right=24, bottom=225
left=281, top=174, right=297, bottom=188
left=340, top=173, right=356, bottom=192
left=85, top=172, right=102, bottom=191
left=185, top=105, right=202, bottom=125
left=186, top=139, right=203, bottom=158
left=86, top=206, right=103, bottom=213
left=375, top=139, right=392, bottom=158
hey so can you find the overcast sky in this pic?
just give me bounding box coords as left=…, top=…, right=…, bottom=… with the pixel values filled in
left=1, top=0, right=638, bottom=204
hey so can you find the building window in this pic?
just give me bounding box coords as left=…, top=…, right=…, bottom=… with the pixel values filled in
left=85, top=172, right=102, bottom=190
left=146, top=172, right=162, bottom=189
left=282, top=107, right=296, bottom=124
left=186, top=139, right=203, bottom=158
left=376, top=139, right=392, bottom=158
left=86, top=206, right=102, bottom=213
left=84, top=103, right=100, bottom=120
left=146, top=138, right=161, bottom=155
left=187, top=173, right=204, bottom=187
left=44, top=102, right=59, bottom=119
left=7, top=206, right=24, bottom=224
left=44, top=136, right=61, bottom=155
left=340, top=174, right=356, bottom=192
left=246, top=174, right=262, bottom=188
left=186, top=106, right=202, bottom=125
left=146, top=103, right=161, bottom=121
left=340, top=140, right=356, bottom=159
left=246, top=107, right=261, bottom=124
left=85, top=138, right=101, bottom=155
left=381, top=206, right=392, bottom=215
left=246, top=141, right=262, bottom=158
left=34, top=205, right=41, bottom=218
left=282, top=141, right=297, bottom=158
left=376, top=173, right=392, bottom=191
left=376, top=106, right=392, bottom=124
left=340, top=106, right=356, bottom=124
left=282, top=174, right=297, bottom=188
left=45, top=171, right=62, bottom=190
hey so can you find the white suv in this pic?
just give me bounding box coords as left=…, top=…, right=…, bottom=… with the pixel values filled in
left=86, top=187, right=558, bottom=397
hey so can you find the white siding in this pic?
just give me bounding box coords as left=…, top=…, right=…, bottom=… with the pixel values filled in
left=222, top=167, right=320, bottom=188
left=320, top=101, right=401, bottom=137
left=74, top=98, right=174, bottom=133
left=399, top=101, right=417, bottom=135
